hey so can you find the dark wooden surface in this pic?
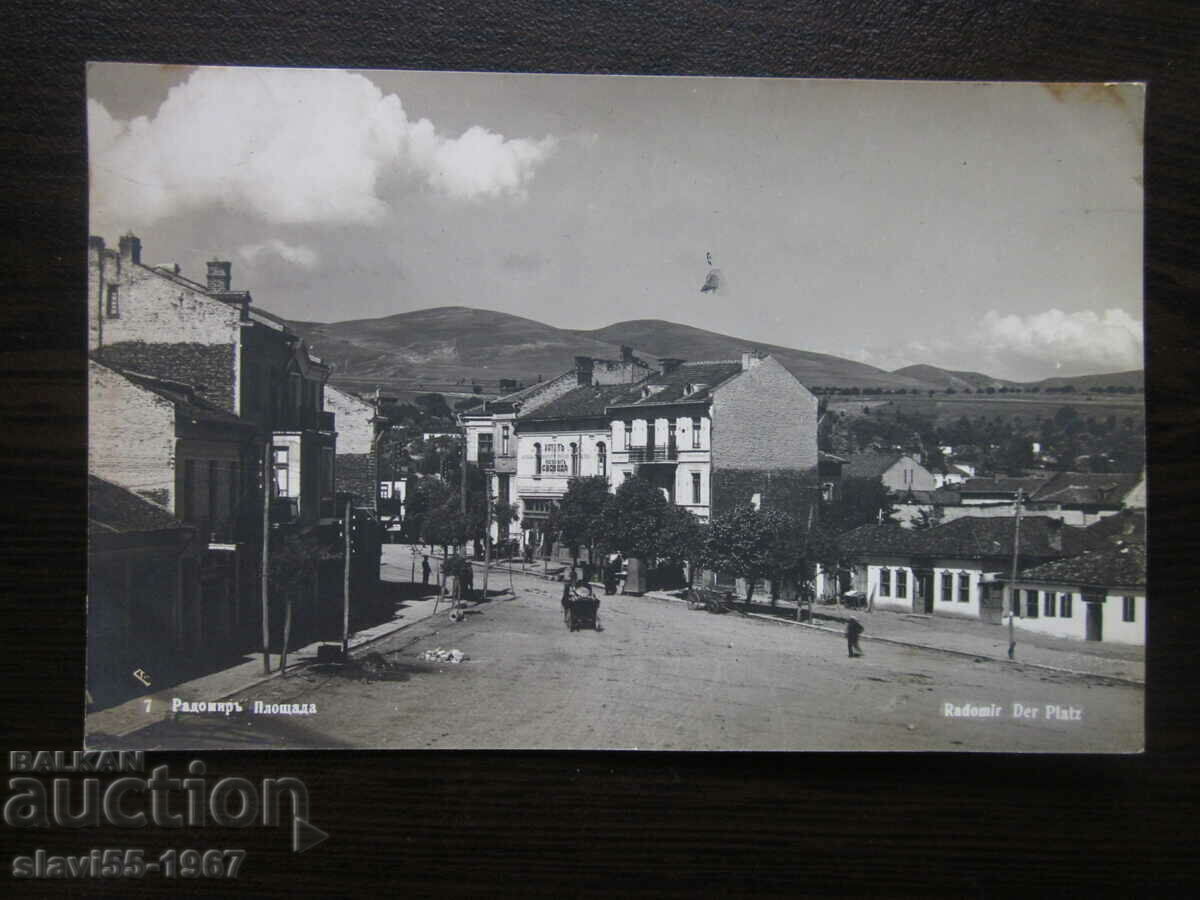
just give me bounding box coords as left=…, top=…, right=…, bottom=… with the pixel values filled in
left=2, top=2, right=1198, bottom=895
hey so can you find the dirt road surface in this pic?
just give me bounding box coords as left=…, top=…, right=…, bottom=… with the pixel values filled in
left=124, top=569, right=1144, bottom=752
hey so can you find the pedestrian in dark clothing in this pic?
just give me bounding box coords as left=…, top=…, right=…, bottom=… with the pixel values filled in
left=846, top=617, right=864, bottom=658
left=421, top=555, right=431, bottom=586
left=461, top=563, right=474, bottom=601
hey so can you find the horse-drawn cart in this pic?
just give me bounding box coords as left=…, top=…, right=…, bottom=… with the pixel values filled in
left=563, top=586, right=601, bottom=632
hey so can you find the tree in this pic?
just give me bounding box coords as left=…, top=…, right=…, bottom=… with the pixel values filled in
left=910, top=506, right=944, bottom=530
left=556, top=476, right=612, bottom=563
left=597, top=475, right=669, bottom=559
left=823, top=477, right=895, bottom=533
left=657, top=503, right=706, bottom=586
left=700, top=505, right=778, bottom=605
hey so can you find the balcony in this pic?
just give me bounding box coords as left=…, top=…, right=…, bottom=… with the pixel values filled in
left=492, top=452, right=517, bottom=474
left=477, top=450, right=495, bottom=469
left=627, top=446, right=678, bottom=463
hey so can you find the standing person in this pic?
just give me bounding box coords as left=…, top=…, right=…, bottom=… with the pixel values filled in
left=846, top=616, right=864, bottom=658
left=603, top=556, right=617, bottom=595
left=421, top=555, right=432, bottom=587
left=462, top=561, right=474, bottom=602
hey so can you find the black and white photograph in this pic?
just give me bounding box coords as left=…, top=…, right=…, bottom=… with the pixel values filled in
left=84, top=64, right=1145, bottom=751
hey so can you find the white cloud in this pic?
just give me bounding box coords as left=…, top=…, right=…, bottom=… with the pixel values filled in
left=239, top=239, right=319, bottom=269
left=89, top=67, right=558, bottom=229
left=976, top=308, right=1143, bottom=372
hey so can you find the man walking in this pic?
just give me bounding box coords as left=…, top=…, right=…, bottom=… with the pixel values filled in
left=846, top=616, right=864, bottom=658
left=421, top=555, right=431, bottom=587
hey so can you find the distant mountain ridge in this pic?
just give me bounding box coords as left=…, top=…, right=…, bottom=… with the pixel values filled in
left=893, top=363, right=1144, bottom=392
left=284, top=306, right=1141, bottom=394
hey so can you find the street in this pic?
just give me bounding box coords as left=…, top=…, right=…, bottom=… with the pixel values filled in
left=121, top=564, right=1143, bottom=752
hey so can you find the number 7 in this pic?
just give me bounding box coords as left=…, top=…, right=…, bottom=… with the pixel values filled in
left=225, top=850, right=246, bottom=878
left=143, top=699, right=152, bottom=713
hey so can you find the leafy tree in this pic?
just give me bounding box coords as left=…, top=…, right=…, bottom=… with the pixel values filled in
left=657, top=503, right=706, bottom=586
left=823, top=477, right=895, bottom=533
left=597, top=475, right=669, bottom=559
left=910, top=506, right=945, bottom=530
left=700, top=505, right=779, bottom=605
left=556, top=476, right=612, bottom=563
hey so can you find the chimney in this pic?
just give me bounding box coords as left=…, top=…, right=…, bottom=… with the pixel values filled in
left=1047, top=517, right=1063, bottom=552
left=741, top=349, right=762, bottom=371
left=574, top=356, right=594, bottom=387
left=658, top=357, right=684, bottom=376
left=620, top=345, right=634, bottom=363
left=207, top=259, right=232, bottom=293
left=118, top=233, right=142, bottom=265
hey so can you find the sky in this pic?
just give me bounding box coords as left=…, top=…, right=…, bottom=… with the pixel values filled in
left=87, top=64, right=1144, bottom=381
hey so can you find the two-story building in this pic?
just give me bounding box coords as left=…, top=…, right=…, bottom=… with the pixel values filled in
left=607, top=351, right=820, bottom=522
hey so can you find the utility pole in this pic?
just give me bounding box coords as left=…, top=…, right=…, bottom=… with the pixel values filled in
left=342, top=498, right=352, bottom=657
left=260, top=441, right=271, bottom=675
left=1008, top=489, right=1023, bottom=659
left=482, top=482, right=492, bottom=601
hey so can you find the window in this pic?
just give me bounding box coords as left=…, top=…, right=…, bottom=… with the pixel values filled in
left=208, top=460, right=219, bottom=521
left=501, top=426, right=510, bottom=457
left=380, top=482, right=392, bottom=499
left=691, top=472, right=702, bottom=504
left=273, top=446, right=290, bottom=496
left=289, top=373, right=302, bottom=416
left=821, top=482, right=834, bottom=502
left=478, top=433, right=493, bottom=463
left=1060, top=593, right=1072, bottom=618
left=183, top=459, right=196, bottom=521
left=1122, top=596, right=1136, bottom=622
left=533, top=443, right=542, bottom=475
left=322, top=447, right=334, bottom=497
left=879, top=568, right=891, bottom=597
left=228, top=462, right=239, bottom=520
left=1043, top=591, right=1055, bottom=617
left=667, top=419, right=677, bottom=453
left=896, top=569, right=907, bottom=598
left=691, top=417, right=702, bottom=449
left=958, top=573, right=970, bottom=603
left=622, top=471, right=632, bottom=482
left=623, top=421, right=631, bottom=450
left=941, top=572, right=952, bottom=604
left=497, top=474, right=510, bottom=505
left=1025, top=589, right=1039, bottom=618
left=105, top=285, right=119, bottom=318
left=570, top=442, right=579, bottom=476
left=597, top=442, right=607, bottom=478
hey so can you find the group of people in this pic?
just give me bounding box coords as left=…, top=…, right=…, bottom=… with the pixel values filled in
left=420, top=553, right=474, bottom=603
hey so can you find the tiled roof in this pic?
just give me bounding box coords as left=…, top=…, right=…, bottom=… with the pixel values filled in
left=957, top=475, right=1049, bottom=496
left=89, top=474, right=187, bottom=536
left=840, top=515, right=1085, bottom=561
left=1082, top=510, right=1146, bottom=549
left=114, top=368, right=249, bottom=427
left=607, top=361, right=743, bottom=408
left=843, top=452, right=903, bottom=479
left=1030, top=471, right=1143, bottom=506
left=1009, top=543, right=1146, bottom=590
left=519, top=383, right=631, bottom=422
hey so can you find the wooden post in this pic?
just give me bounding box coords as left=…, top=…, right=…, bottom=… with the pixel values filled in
left=1008, top=489, right=1023, bottom=659
left=342, top=499, right=352, bottom=657
left=280, top=589, right=293, bottom=675
left=482, top=484, right=492, bottom=601
left=260, top=441, right=271, bottom=675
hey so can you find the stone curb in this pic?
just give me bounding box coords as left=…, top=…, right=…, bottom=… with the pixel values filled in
left=104, top=602, right=439, bottom=740
left=640, top=591, right=1145, bottom=688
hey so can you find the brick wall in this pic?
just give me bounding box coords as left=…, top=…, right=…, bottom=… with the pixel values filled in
left=336, top=452, right=377, bottom=506
left=96, top=342, right=237, bottom=412
left=709, top=355, right=818, bottom=471
left=324, top=386, right=374, bottom=455
left=89, top=360, right=178, bottom=508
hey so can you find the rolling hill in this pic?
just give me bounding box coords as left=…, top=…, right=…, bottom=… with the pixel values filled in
left=285, top=306, right=1142, bottom=396
left=893, top=364, right=1144, bottom=393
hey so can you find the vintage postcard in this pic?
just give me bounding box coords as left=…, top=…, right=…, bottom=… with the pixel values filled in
left=86, top=65, right=1145, bottom=750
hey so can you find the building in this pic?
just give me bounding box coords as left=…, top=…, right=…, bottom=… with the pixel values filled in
left=607, top=351, right=820, bottom=522
left=325, top=385, right=391, bottom=511
left=843, top=451, right=937, bottom=494
left=89, top=233, right=336, bottom=527
left=922, top=471, right=1145, bottom=527
left=1000, top=542, right=1146, bottom=645
left=835, top=515, right=1088, bottom=621
left=88, top=475, right=203, bottom=708
left=462, top=349, right=651, bottom=550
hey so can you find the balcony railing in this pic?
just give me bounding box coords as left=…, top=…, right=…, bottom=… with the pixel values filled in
left=627, top=446, right=678, bottom=463
left=477, top=450, right=495, bottom=469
